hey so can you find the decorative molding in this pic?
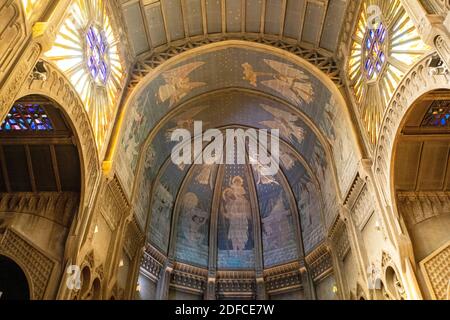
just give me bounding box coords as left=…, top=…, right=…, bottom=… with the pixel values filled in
left=0, top=42, right=41, bottom=118
left=0, top=192, right=79, bottom=227
left=123, top=217, right=144, bottom=260
left=100, top=176, right=130, bottom=231
left=0, top=228, right=55, bottom=300
left=352, top=185, right=374, bottom=230
left=216, top=270, right=256, bottom=298
left=0, top=0, right=30, bottom=84
left=306, top=244, right=333, bottom=282
left=343, top=173, right=365, bottom=207
left=373, top=52, right=450, bottom=206
left=397, top=192, right=450, bottom=226
left=170, top=262, right=207, bottom=294
left=264, top=262, right=303, bottom=294
left=84, top=250, right=95, bottom=269
left=336, top=0, right=362, bottom=63
left=329, top=219, right=350, bottom=261
left=95, top=264, right=105, bottom=281
left=128, top=36, right=342, bottom=94
left=419, top=0, right=447, bottom=14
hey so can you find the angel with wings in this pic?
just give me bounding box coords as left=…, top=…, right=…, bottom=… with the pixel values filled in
left=262, top=59, right=314, bottom=105
left=249, top=154, right=279, bottom=186
left=165, top=105, right=208, bottom=142
left=242, top=63, right=271, bottom=87
left=158, top=61, right=206, bottom=108
left=260, top=104, right=305, bottom=144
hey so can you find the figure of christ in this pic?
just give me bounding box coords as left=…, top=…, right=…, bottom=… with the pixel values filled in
left=222, top=176, right=252, bottom=251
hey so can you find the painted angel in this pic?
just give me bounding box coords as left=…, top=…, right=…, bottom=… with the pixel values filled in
left=222, top=176, right=251, bottom=251
left=182, top=192, right=208, bottom=244
left=242, top=63, right=271, bottom=87
left=250, top=155, right=279, bottom=186
left=262, top=59, right=314, bottom=105
left=260, top=104, right=305, bottom=144
left=165, top=105, right=208, bottom=142
left=158, top=62, right=206, bottom=108
left=280, top=152, right=296, bottom=171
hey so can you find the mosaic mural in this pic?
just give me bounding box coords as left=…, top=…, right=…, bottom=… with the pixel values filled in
left=116, top=46, right=359, bottom=201
left=135, top=90, right=335, bottom=263
left=174, top=165, right=218, bottom=267
left=279, top=143, right=325, bottom=254
left=218, top=166, right=255, bottom=270
left=119, top=46, right=361, bottom=269
left=254, top=170, right=299, bottom=267
left=148, top=161, right=191, bottom=254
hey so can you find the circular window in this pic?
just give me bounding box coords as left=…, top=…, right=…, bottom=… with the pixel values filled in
left=363, top=22, right=387, bottom=81
left=85, top=25, right=109, bottom=86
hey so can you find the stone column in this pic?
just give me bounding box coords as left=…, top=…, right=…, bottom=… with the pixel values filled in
left=299, top=264, right=316, bottom=300
left=256, top=273, right=267, bottom=300
left=156, top=261, right=174, bottom=300
left=205, top=274, right=217, bottom=300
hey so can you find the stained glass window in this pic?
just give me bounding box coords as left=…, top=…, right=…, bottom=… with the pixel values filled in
left=45, top=0, right=125, bottom=149
left=364, top=23, right=387, bottom=80
left=0, top=103, right=53, bottom=132
left=421, top=101, right=450, bottom=127
left=348, top=0, right=430, bottom=145
left=86, top=25, right=109, bottom=85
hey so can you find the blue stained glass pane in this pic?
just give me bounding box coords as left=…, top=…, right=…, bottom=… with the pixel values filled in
left=376, top=62, right=382, bottom=72
left=380, top=30, right=386, bottom=42
left=364, top=22, right=387, bottom=80
left=85, top=25, right=109, bottom=85
left=422, top=101, right=450, bottom=127
left=0, top=103, right=54, bottom=132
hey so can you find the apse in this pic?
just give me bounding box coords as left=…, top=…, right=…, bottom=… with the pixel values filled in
left=116, top=44, right=360, bottom=232
left=139, top=91, right=328, bottom=299
left=112, top=43, right=360, bottom=299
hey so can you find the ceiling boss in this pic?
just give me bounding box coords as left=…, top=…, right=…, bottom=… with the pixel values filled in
left=347, top=0, right=429, bottom=146
left=45, top=0, right=125, bottom=150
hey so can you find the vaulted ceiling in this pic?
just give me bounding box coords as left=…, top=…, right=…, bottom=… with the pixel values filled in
left=119, top=0, right=349, bottom=58
left=395, top=90, right=450, bottom=192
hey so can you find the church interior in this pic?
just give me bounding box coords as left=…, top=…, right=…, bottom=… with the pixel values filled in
left=0, top=0, right=449, bottom=301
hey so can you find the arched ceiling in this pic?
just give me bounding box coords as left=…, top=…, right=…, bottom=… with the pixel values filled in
left=114, top=43, right=361, bottom=257
left=119, top=0, right=349, bottom=57
left=115, top=44, right=358, bottom=198
left=141, top=90, right=326, bottom=270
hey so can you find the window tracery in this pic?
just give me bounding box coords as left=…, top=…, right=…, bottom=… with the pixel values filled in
left=348, top=0, right=429, bottom=145
left=45, top=0, right=125, bottom=149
